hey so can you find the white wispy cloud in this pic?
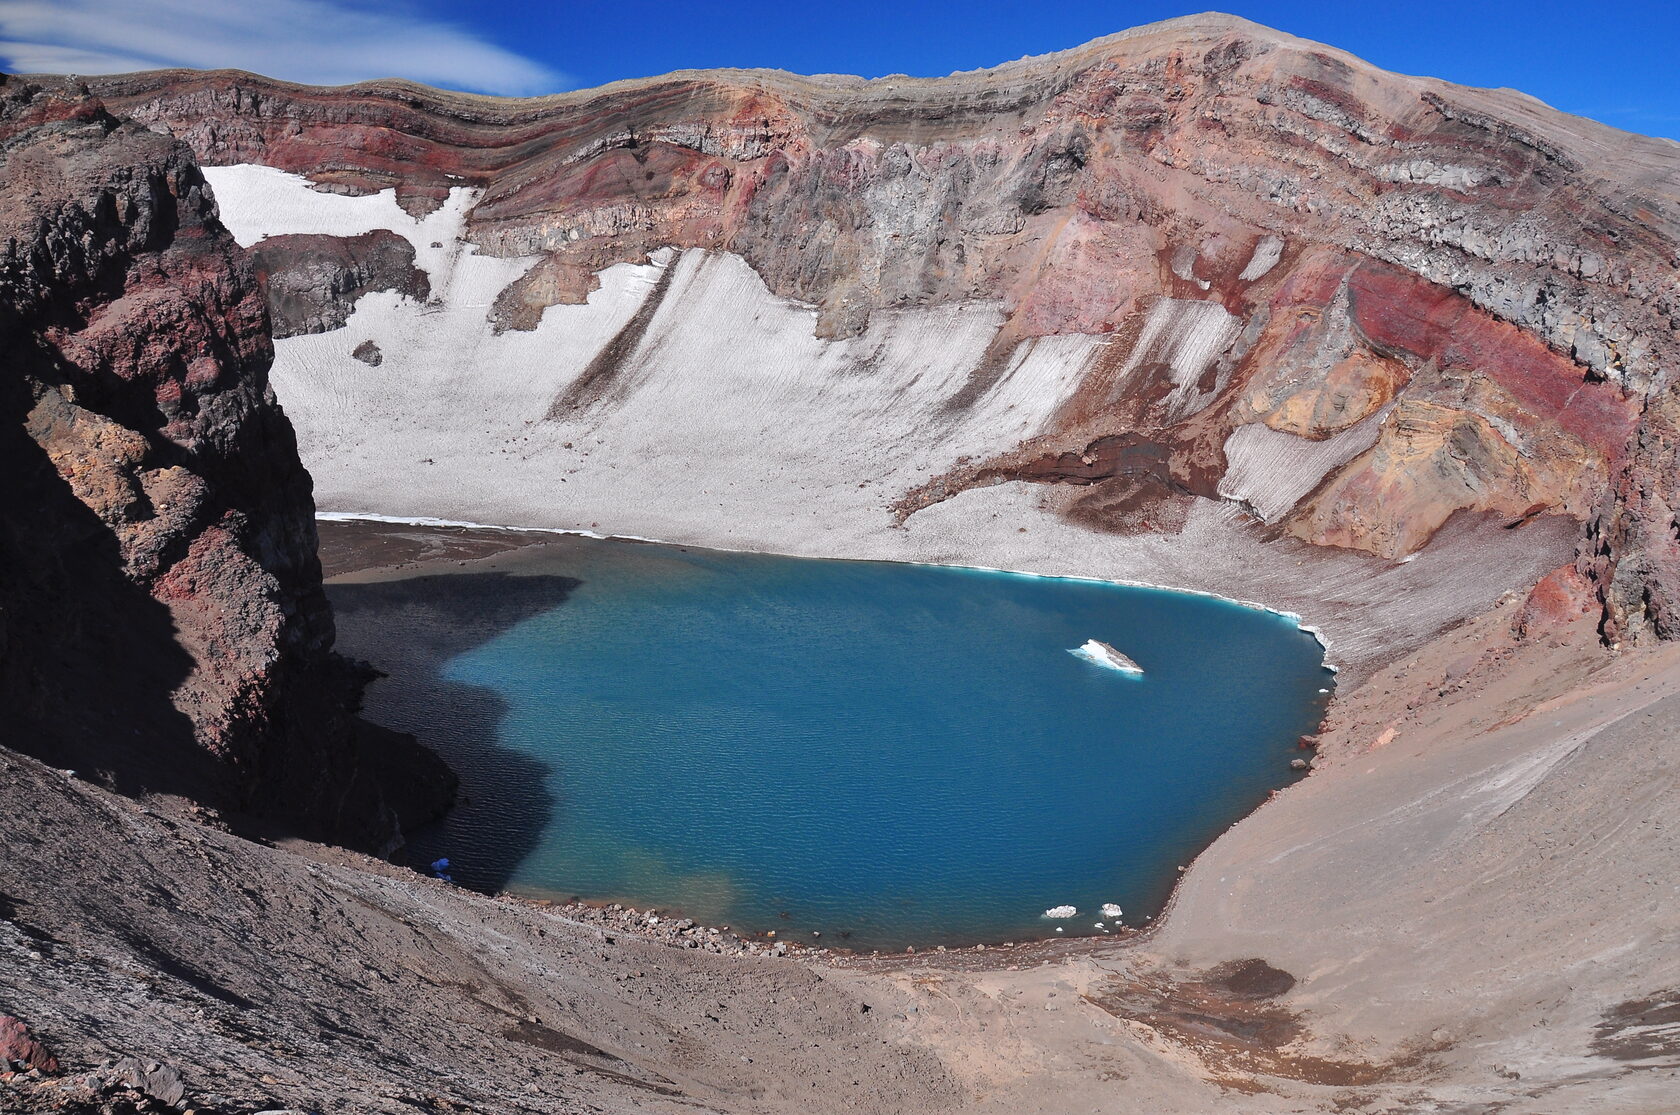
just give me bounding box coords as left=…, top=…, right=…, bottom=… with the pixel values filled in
left=0, top=0, right=567, bottom=95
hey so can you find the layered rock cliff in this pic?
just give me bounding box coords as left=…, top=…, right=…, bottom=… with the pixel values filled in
left=0, top=74, right=453, bottom=852
left=75, top=14, right=1680, bottom=656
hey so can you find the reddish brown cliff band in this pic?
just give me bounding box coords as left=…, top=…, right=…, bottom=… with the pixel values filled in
left=0, top=74, right=454, bottom=851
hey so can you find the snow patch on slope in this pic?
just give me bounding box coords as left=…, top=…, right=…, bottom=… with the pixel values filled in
left=206, top=164, right=1101, bottom=552
left=202, top=163, right=538, bottom=299
left=278, top=246, right=1098, bottom=550
left=1218, top=408, right=1390, bottom=522
left=1113, top=298, right=1242, bottom=420
left=1239, top=235, right=1285, bottom=281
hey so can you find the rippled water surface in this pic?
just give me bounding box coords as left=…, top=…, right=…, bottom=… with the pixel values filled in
left=329, top=534, right=1332, bottom=949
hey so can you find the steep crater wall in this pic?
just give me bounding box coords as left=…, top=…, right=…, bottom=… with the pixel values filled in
left=0, top=75, right=453, bottom=852
left=65, top=14, right=1680, bottom=668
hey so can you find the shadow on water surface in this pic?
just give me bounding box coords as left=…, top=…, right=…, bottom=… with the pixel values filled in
left=327, top=572, right=580, bottom=891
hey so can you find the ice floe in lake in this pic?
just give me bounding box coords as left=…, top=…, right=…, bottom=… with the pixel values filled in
left=1069, top=640, right=1144, bottom=675
left=1100, top=903, right=1124, bottom=918
left=1043, top=905, right=1077, bottom=919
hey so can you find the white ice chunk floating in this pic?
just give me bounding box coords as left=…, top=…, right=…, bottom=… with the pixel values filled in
left=1042, top=905, right=1078, bottom=919
left=1100, top=903, right=1124, bottom=919
left=1069, top=640, right=1144, bottom=675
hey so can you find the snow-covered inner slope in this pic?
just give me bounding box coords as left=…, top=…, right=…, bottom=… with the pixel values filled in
left=206, top=165, right=1099, bottom=550
left=203, top=165, right=1574, bottom=676
left=1218, top=409, right=1390, bottom=522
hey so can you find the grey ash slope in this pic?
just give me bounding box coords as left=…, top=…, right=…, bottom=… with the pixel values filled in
left=0, top=747, right=957, bottom=1114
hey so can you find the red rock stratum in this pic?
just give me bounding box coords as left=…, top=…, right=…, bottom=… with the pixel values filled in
left=3, top=14, right=1679, bottom=1113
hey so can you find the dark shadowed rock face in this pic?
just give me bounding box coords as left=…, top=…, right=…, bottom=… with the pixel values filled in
left=0, top=1014, right=58, bottom=1074
left=250, top=230, right=429, bottom=337
left=0, top=75, right=453, bottom=852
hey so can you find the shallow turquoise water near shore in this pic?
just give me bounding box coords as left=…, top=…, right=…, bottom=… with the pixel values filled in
left=330, top=535, right=1332, bottom=950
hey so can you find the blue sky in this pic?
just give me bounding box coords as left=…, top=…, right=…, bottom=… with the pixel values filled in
left=2, top=0, right=1676, bottom=140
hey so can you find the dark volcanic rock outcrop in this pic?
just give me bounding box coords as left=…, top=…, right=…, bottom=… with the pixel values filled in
left=249, top=229, right=429, bottom=337
left=0, top=75, right=452, bottom=851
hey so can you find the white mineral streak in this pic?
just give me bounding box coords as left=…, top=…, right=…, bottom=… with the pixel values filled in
left=204, top=165, right=1576, bottom=682
left=1216, top=406, right=1391, bottom=522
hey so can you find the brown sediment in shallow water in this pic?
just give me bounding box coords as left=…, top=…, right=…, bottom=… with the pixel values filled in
left=504, top=888, right=1148, bottom=967
left=316, top=518, right=555, bottom=578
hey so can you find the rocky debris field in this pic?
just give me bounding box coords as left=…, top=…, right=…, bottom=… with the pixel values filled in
left=525, top=897, right=1142, bottom=964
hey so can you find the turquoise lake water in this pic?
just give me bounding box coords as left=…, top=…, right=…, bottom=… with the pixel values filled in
left=328, top=535, right=1332, bottom=950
